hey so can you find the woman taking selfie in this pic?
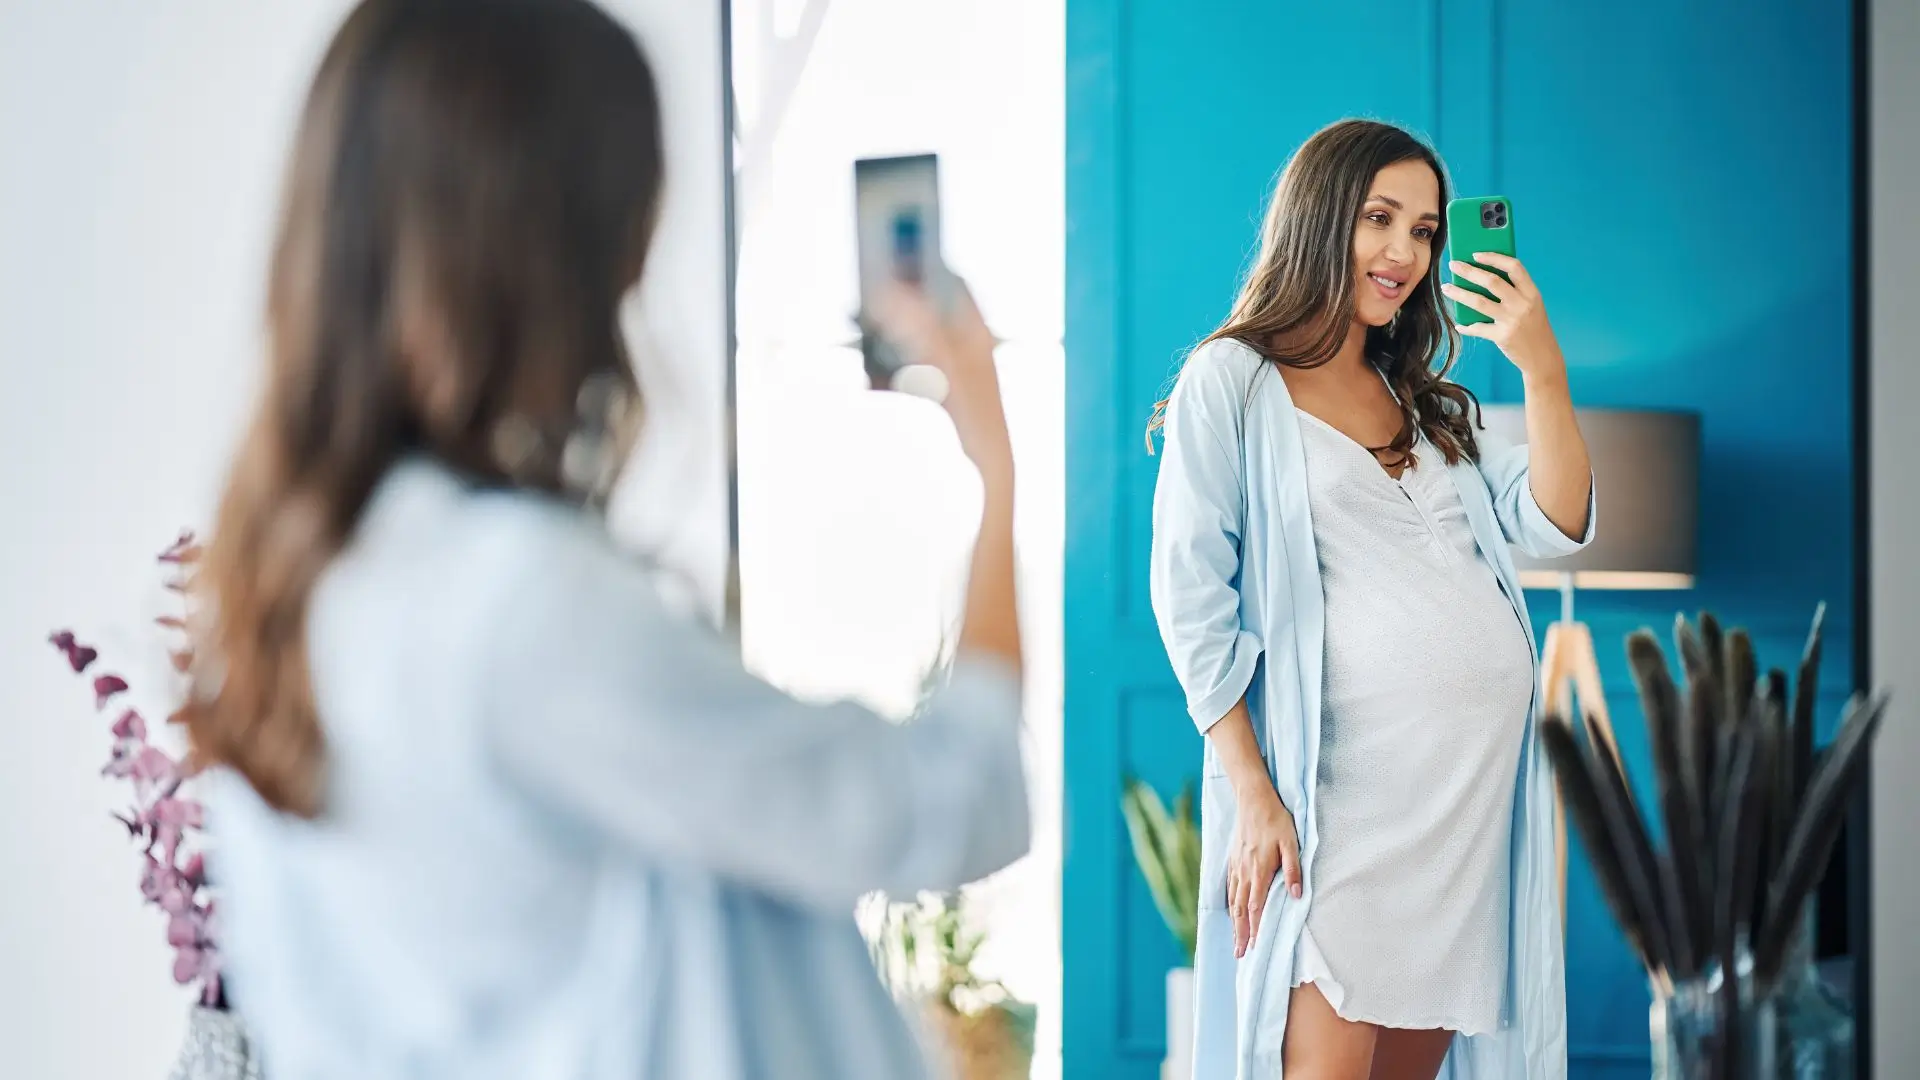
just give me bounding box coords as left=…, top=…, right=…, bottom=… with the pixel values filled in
left=1149, top=119, right=1594, bottom=1080
left=191, top=2, right=1027, bottom=1078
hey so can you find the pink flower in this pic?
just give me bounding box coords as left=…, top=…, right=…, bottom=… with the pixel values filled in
left=52, top=528, right=223, bottom=1008
left=48, top=631, right=99, bottom=673
left=140, top=854, right=167, bottom=904
left=172, top=944, right=207, bottom=985
left=104, top=745, right=178, bottom=805
left=195, top=948, right=224, bottom=1007
left=110, top=710, right=146, bottom=741
left=147, top=797, right=204, bottom=867
left=167, top=912, right=198, bottom=948
left=158, top=531, right=201, bottom=565
left=92, top=674, right=129, bottom=709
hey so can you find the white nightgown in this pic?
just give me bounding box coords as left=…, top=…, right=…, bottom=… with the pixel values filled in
left=1288, top=409, right=1536, bottom=1035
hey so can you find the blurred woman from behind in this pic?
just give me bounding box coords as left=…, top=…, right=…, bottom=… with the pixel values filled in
left=189, top=2, right=1028, bottom=1078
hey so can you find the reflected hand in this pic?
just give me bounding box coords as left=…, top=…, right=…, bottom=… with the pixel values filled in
left=868, top=279, right=1012, bottom=477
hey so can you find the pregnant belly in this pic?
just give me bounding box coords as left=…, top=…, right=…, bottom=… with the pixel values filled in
left=1314, top=574, right=1535, bottom=848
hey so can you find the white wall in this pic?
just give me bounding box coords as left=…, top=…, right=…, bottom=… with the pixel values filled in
left=0, top=2, right=729, bottom=1075
left=1871, top=0, right=1919, bottom=1073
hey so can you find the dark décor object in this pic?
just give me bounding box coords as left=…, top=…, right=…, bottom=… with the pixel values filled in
left=1542, top=607, right=1888, bottom=1079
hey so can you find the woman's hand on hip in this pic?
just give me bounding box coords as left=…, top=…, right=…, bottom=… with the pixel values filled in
left=1228, top=783, right=1302, bottom=958
left=1441, top=253, right=1567, bottom=385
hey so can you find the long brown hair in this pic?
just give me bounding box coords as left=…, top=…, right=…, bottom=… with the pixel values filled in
left=1148, top=119, right=1482, bottom=466
left=186, top=0, right=664, bottom=817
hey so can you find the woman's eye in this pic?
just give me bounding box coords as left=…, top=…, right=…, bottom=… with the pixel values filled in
left=1412, top=225, right=1435, bottom=242
left=1367, top=211, right=1391, bottom=227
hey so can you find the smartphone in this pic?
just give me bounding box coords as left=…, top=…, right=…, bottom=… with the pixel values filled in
left=1445, top=195, right=1516, bottom=326
left=853, top=153, right=955, bottom=389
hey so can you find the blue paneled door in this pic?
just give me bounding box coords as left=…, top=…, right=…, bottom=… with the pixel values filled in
left=1063, top=3, right=1854, bottom=1078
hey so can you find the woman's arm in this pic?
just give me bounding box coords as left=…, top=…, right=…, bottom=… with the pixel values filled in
left=1149, top=343, right=1262, bottom=733
left=480, top=282, right=1028, bottom=914
left=1516, top=369, right=1592, bottom=542
left=478, top=517, right=1027, bottom=914
left=1443, top=252, right=1595, bottom=546
left=1148, top=342, right=1300, bottom=956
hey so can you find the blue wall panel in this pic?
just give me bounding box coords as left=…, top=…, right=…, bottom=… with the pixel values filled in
left=1065, top=2, right=1855, bottom=1077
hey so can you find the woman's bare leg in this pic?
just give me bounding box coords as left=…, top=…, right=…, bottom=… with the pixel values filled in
left=1366, top=1027, right=1454, bottom=1080
left=1280, top=983, right=1376, bottom=1080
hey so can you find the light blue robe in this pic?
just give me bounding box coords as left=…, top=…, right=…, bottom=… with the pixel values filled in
left=1149, top=338, right=1594, bottom=1079
left=210, top=458, right=1030, bottom=1080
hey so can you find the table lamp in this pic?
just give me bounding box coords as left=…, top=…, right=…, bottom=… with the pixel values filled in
left=1479, top=406, right=1701, bottom=911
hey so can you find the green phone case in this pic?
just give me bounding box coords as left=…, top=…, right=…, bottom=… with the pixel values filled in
left=1445, top=195, right=1516, bottom=326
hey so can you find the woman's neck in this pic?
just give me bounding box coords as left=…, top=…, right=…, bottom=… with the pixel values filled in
left=1329, top=319, right=1372, bottom=374
left=1274, top=318, right=1373, bottom=378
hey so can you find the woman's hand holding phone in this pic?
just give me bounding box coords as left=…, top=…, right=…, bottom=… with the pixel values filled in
left=1441, top=253, right=1567, bottom=385
left=868, top=279, right=1021, bottom=677
left=868, top=279, right=1013, bottom=481
left=1442, top=253, right=1593, bottom=541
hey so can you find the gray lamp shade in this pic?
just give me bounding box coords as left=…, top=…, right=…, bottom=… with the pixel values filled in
left=1478, top=406, right=1699, bottom=590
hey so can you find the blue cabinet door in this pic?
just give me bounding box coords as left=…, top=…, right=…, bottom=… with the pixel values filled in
left=1064, top=3, right=1854, bottom=1078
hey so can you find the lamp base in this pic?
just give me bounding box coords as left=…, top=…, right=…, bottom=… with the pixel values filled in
left=1540, top=617, right=1623, bottom=917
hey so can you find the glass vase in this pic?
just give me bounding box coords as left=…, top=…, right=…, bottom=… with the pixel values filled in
left=1650, top=949, right=1775, bottom=1080
left=167, top=1005, right=265, bottom=1080
left=1649, top=927, right=1853, bottom=1080
left=1761, top=915, right=1855, bottom=1078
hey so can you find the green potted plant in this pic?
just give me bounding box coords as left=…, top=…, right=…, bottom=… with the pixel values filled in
left=1120, top=777, right=1200, bottom=1080
left=862, top=889, right=1036, bottom=1080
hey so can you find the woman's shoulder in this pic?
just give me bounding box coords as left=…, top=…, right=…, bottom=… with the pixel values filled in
left=1168, top=336, right=1273, bottom=424
left=1181, top=336, right=1266, bottom=382
left=335, top=459, right=675, bottom=637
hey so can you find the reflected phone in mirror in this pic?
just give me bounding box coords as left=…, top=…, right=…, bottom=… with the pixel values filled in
left=854, top=153, right=954, bottom=389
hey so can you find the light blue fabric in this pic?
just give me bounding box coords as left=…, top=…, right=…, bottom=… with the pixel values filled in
left=210, top=458, right=1029, bottom=1080
left=1149, top=338, right=1595, bottom=1080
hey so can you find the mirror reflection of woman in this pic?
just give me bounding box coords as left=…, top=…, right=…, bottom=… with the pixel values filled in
left=1148, top=119, right=1594, bottom=1080
left=189, top=3, right=1028, bottom=1078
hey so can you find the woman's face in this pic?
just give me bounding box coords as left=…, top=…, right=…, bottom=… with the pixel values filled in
left=1349, top=158, right=1441, bottom=328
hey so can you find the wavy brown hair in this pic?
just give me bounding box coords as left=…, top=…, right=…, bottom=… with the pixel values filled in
left=186, top=0, right=663, bottom=817
left=1148, top=119, right=1482, bottom=467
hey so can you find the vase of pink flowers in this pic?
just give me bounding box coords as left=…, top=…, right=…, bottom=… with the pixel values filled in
left=49, top=532, right=264, bottom=1080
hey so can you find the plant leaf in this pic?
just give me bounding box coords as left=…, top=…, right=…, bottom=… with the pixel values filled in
left=1121, top=777, right=1195, bottom=961
left=1791, top=604, right=1826, bottom=806
left=1755, top=672, right=1790, bottom=937
left=1725, top=629, right=1757, bottom=733
left=1757, top=691, right=1889, bottom=983
left=1628, top=630, right=1704, bottom=977
left=1541, top=715, right=1659, bottom=972
left=1581, top=707, right=1673, bottom=974
left=1710, top=724, right=1758, bottom=974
